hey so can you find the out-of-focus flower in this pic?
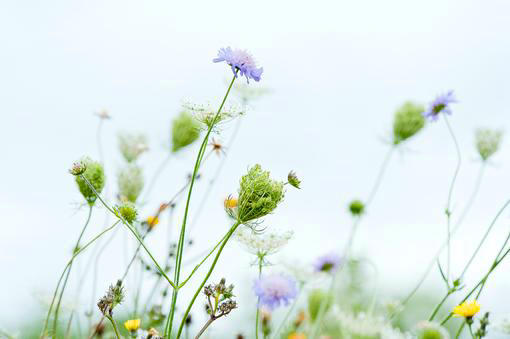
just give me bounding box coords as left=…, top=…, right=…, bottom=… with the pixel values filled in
left=348, top=200, right=365, bottom=216
left=288, top=333, right=306, bottom=339
left=422, top=90, right=457, bottom=121
left=147, top=216, right=159, bottom=229
left=415, top=321, right=450, bottom=339
left=117, top=164, right=144, bottom=203
left=332, top=310, right=410, bottom=339
left=124, top=319, right=141, bottom=332
left=236, top=165, right=285, bottom=224
left=235, top=227, right=293, bottom=257
left=308, top=289, right=331, bottom=322
left=313, top=252, right=341, bottom=273
left=453, top=300, right=480, bottom=319
left=475, top=128, right=503, bottom=161
left=213, top=47, right=263, bottom=83
left=224, top=196, right=238, bottom=209
left=393, top=101, right=426, bottom=145
left=75, top=157, right=105, bottom=205
left=253, top=273, right=298, bottom=310
left=114, top=202, right=138, bottom=224
left=287, top=171, right=301, bottom=189
left=171, top=111, right=200, bottom=152
left=118, top=132, right=148, bottom=163
left=210, top=138, right=227, bottom=156
left=95, top=109, right=111, bottom=120
left=233, top=81, right=270, bottom=104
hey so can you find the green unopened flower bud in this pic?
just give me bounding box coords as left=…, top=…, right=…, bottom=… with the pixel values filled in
left=115, top=202, right=138, bottom=224
left=308, top=289, right=331, bottom=322
left=415, top=321, right=449, bottom=339
left=348, top=199, right=365, bottom=216
left=75, top=157, right=105, bottom=205
left=393, top=101, right=425, bottom=145
left=69, top=160, right=87, bottom=176
left=237, top=164, right=285, bottom=223
left=475, top=128, right=503, bottom=161
left=171, top=111, right=200, bottom=153
left=118, top=164, right=144, bottom=203
left=287, top=171, right=301, bottom=189
left=118, top=132, right=148, bottom=163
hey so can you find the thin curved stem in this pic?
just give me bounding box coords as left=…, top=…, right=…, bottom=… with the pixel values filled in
left=142, top=153, right=171, bottom=203
left=366, top=146, right=394, bottom=206
left=255, top=259, right=263, bottom=339
left=175, top=222, right=241, bottom=338
left=105, top=315, right=121, bottom=339
left=454, top=322, right=465, bottom=339
left=428, top=291, right=451, bottom=321
left=52, top=205, right=93, bottom=337
left=165, top=74, right=237, bottom=338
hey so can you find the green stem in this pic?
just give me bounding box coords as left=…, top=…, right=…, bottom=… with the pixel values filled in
left=41, top=221, right=119, bottom=338
left=165, top=74, right=237, bottom=338
left=255, top=259, right=263, bottom=339
left=455, top=322, right=465, bottom=339
left=468, top=322, right=475, bottom=339
left=366, top=146, right=394, bottom=206
left=443, top=114, right=462, bottom=280
left=175, top=222, right=241, bottom=338
left=52, top=205, right=93, bottom=337
left=105, top=315, right=121, bottom=339
left=428, top=291, right=451, bottom=321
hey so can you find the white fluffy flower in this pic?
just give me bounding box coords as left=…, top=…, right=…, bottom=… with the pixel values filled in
left=182, top=101, right=245, bottom=130
left=235, top=227, right=293, bottom=257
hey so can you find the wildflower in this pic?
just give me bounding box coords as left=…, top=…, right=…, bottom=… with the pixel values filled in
left=422, top=90, right=457, bottom=121
left=475, top=312, right=489, bottom=338
left=75, top=157, right=105, bottom=205
left=97, top=280, right=124, bottom=316
left=475, top=128, right=503, bottom=161
left=288, top=334, right=306, bottom=339
left=118, top=132, right=148, bottom=163
left=235, top=227, right=293, bottom=257
left=253, top=273, right=298, bottom=310
left=348, top=200, right=365, bottom=216
left=124, top=318, right=141, bottom=332
left=147, top=216, right=159, bottom=229
left=95, top=109, right=111, bottom=120
left=117, top=164, right=144, bottom=203
left=171, top=111, right=200, bottom=152
left=287, top=171, right=301, bottom=189
left=334, top=311, right=410, bottom=339
left=236, top=165, right=285, bottom=224
left=203, top=278, right=238, bottom=321
left=453, top=300, right=480, bottom=320
left=415, top=321, right=450, bottom=339
left=393, top=101, right=426, bottom=145
left=210, top=138, right=227, bottom=156
left=313, top=252, right=341, bottom=273
left=69, top=160, right=87, bottom=176
left=114, top=201, right=138, bottom=224
left=213, top=47, right=264, bottom=83
left=183, top=101, right=245, bottom=131
left=308, top=289, right=332, bottom=322
left=261, top=309, right=272, bottom=337
left=224, top=196, right=238, bottom=209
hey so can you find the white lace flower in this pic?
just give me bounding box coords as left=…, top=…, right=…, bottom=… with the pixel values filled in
left=235, top=227, right=293, bottom=257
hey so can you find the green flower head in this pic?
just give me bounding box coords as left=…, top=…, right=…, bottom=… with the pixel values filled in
left=117, top=164, right=144, bottom=203
left=308, top=289, right=331, bottom=322
left=415, top=321, right=449, bottom=339
left=75, top=157, right=105, bottom=205
left=115, top=201, right=138, bottom=224
left=236, top=165, right=285, bottom=224
left=475, top=128, right=503, bottom=161
left=171, top=111, right=201, bottom=152
left=348, top=199, right=365, bottom=216
left=393, top=101, right=426, bottom=145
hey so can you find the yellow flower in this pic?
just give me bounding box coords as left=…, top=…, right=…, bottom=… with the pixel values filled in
left=288, top=333, right=306, bottom=339
left=124, top=319, right=141, bottom=332
left=453, top=300, right=480, bottom=318
left=224, top=196, right=238, bottom=209
left=147, top=216, right=159, bottom=229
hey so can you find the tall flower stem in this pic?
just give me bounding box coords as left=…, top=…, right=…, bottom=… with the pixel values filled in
left=428, top=290, right=452, bottom=321
left=443, top=114, right=462, bottom=280
left=255, top=258, right=263, bottom=339
left=105, top=315, right=121, bottom=339
left=175, top=222, right=241, bottom=338
left=399, top=163, right=486, bottom=309
left=52, top=205, right=93, bottom=336
left=142, top=153, right=171, bottom=203
left=41, top=221, right=120, bottom=338
left=366, top=146, right=394, bottom=206
left=165, top=74, right=237, bottom=338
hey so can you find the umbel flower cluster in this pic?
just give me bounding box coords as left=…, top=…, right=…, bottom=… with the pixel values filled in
left=31, top=47, right=509, bottom=339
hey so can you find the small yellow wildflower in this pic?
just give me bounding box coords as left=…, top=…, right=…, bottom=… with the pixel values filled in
left=124, top=318, right=141, bottom=332
left=147, top=216, right=159, bottom=229
left=224, top=196, right=238, bottom=209
left=288, top=333, right=306, bottom=339
left=453, top=300, right=480, bottom=318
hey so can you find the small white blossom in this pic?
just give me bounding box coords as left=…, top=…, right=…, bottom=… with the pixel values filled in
left=235, top=227, right=293, bottom=257
left=182, top=101, right=245, bottom=131
left=118, top=132, right=148, bottom=163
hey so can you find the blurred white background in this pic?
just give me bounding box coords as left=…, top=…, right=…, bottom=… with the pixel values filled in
left=1, top=0, right=510, bottom=336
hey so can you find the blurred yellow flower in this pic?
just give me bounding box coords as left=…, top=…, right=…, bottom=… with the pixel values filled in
left=288, top=333, right=306, bottom=339
left=224, top=196, right=238, bottom=209
left=124, top=318, right=141, bottom=332
left=453, top=300, right=480, bottom=318
left=147, top=216, right=159, bottom=228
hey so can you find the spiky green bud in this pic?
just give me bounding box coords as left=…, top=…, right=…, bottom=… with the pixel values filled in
left=115, top=201, right=138, bottom=224
left=415, top=321, right=449, bottom=339
left=287, top=171, right=301, bottom=189
left=476, top=128, right=503, bottom=161
left=75, top=157, right=105, bottom=205
left=393, top=101, right=425, bottom=145
left=308, top=289, right=331, bottom=322
left=171, top=111, right=200, bottom=152
left=117, top=164, right=144, bottom=203
left=236, top=164, right=285, bottom=223
left=348, top=199, right=365, bottom=216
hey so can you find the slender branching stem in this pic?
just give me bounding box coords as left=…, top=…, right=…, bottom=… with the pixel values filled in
left=428, top=290, right=452, bottom=321
left=105, top=315, right=121, bottom=339
left=195, top=317, right=215, bottom=339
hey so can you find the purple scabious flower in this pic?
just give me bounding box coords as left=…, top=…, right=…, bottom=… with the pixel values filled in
left=253, top=274, right=298, bottom=310
left=313, top=252, right=342, bottom=273
left=422, top=90, right=457, bottom=121
left=213, top=47, right=263, bottom=83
